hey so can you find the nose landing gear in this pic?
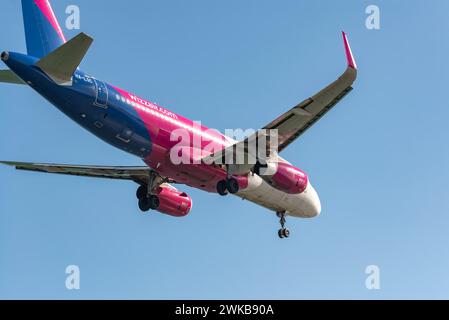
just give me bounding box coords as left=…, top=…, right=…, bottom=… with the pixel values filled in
left=277, top=211, right=290, bottom=239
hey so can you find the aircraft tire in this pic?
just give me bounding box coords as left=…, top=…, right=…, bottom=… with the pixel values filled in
left=226, top=178, right=239, bottom=194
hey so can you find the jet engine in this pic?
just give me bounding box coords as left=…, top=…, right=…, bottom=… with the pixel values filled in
left=256, top=161, right=308, bottom=194
left=155, top=186, right=192, bottom=217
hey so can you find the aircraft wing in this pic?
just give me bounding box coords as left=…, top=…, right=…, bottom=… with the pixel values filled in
left=264, top=32, right=357, bottom=152
left=0, top=161, right=173, bottom=185
left=203, top=32, right=357, bottom=166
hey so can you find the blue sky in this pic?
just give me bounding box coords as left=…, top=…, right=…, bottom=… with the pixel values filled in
left=1, top=0, right=449, bottom=299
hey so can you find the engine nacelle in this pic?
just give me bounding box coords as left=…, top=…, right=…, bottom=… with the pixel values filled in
left=155, top=186, right=192, bottom=217
left=259, top=162, right=308, bottom=194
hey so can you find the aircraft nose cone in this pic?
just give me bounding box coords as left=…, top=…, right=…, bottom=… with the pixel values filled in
left=1, top=51, right=9, bottom=62
left=307, top=184, right=321, bottom=217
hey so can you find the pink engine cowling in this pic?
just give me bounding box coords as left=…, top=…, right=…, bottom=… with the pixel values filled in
left=155, top=186, right=192, bottom=217
left=265, top=162, right=308, bottom=194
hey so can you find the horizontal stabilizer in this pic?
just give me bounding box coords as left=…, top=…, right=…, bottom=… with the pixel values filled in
left=0, top=70, right=25, bottom=84
left=36, top=32, right=93, bottom=85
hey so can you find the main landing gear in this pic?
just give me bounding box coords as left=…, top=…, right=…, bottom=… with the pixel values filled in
left=137, top=185, right=160, bottom=212
left=216, top=178, right=240, bottom=196
left=136, top=171, right=162, bottom=213
left=277, top=211, right=290, bottom=239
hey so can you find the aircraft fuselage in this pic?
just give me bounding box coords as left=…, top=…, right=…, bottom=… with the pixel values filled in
left=2, top=51, right=321, bottom=218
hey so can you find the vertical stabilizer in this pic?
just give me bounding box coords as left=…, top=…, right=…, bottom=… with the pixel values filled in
left=22, top=0, right=66, bottom=58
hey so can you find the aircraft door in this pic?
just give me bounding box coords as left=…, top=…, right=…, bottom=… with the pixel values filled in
left=93, top=79, right=108, bottom=108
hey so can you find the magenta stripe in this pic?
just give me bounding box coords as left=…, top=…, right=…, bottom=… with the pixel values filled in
left=342, top=32, right=357, bottom=70
left=33, top=0, right=66, bottom=43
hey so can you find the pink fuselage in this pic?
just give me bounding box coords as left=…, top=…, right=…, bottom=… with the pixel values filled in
left=112, top=85, right=249, bottom=193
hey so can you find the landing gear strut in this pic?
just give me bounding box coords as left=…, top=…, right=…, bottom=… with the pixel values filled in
left=277, top=211, right=290, bottom=239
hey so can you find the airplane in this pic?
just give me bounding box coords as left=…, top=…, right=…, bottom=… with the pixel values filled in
left=0, top=0, right=357, bottom=239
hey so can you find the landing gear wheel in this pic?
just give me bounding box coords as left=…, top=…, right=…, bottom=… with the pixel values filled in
left=138, top=197, right=151, bottom=212
left=217, top=180, right=228, bottom=196
left=226, top=178, right=239, bottom=194
left=276, top=211, right=290, bottom=239
left=149, top=195, right=160, bottom=210
left=136, top=185, right=147, bottom=199
left=278, top=228, right=290, bottom=239
left=278, top=229, right=285, bottom=239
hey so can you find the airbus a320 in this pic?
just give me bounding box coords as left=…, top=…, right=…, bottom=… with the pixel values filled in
left=0, top=0, right=357, bottom=238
